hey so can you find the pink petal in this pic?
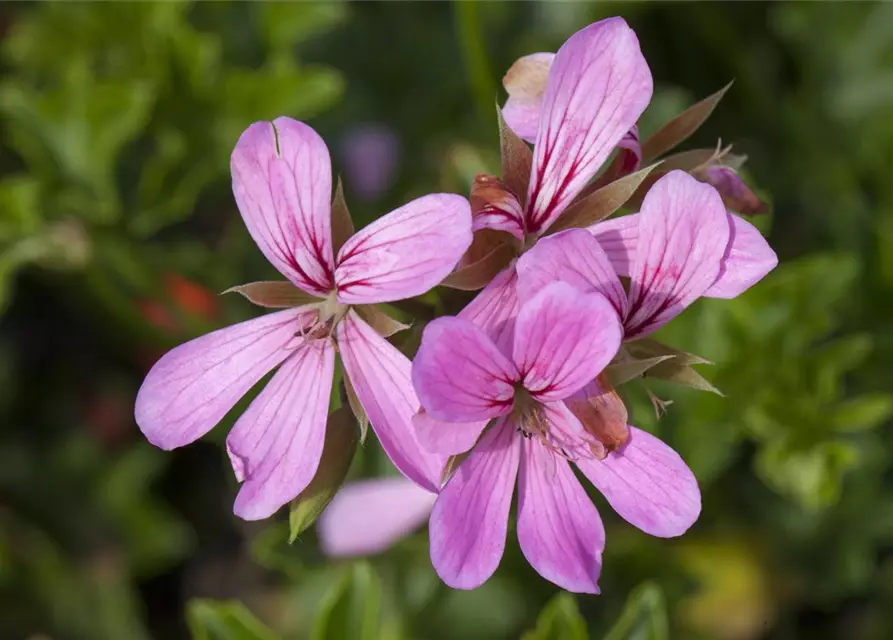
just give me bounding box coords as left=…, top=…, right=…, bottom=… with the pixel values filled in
left=336, top=310, right=445, bottom=493
left=414, top=409, right=488, bottom=456
left=516, top=229, right=628, bottom=317
left=517, top=437, right=604, bottom=594
left=429, top=418, right=520, bottom=589
left=502, top=52, right=556, bottom=143
left=412, top=316, right=519, bottom=422
left=318, top=477, right=437, bottom=557
left=624, top=171, right=730, bottom=337
left=704, top=213, right=778, bottom=299
left=472, top=196, right=526, bottom=242
left=576, top=426, right=701, bottom=538
left=229, top=339, right=335, bottom=520
left=525, top=18, right=652, bottom=235
left=335, top=194, right=472, bottom=304
left=588, top=213, right=639, bottom=278
left=458, top=266, right=520, bottom=357
left=616, top=125, right=642, bottom=174
left=135, top=308, right=311, bottom=450
left=231, top=118, right=335, bottom=295
left=513, top=282, right=622, bottom=402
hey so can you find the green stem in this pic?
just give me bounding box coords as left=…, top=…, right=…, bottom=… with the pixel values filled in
left=454, top=0, right=495, bottom=127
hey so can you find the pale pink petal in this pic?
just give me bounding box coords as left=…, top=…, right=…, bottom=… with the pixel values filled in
left=318, top=477, right=437, bottom=557
left=513, top=282, right=622, bottom=402
left=588, top=213, right=639, bottom=277
left=615, top=125, right=642, bottom=175
left=135, top=308, right=311, bottom=450
left=335, top=194, right=472, bottom=304
left=516, top=229, right=627, bottom=317
left=576, top=426, right=700, bottom=538
left=472, top=196, right=526, bottom=242
left=229, top=339, right=335, bottom=520
left=429, top=418, right=520, bottom=589
left=525, top=18, right=652, bottom=235
left=704, top=213, right=777, bottom=299
left=231, top=118, right=334, bottom=295
left=517, top=437, right=604, bottom=594
left=336, top=310, right=445, bottom=493
left=412, top=316, right=519, bottom=422
left=624, top=171, right=730, bottom=337
left=414, top=409, right=488, bottom=456
left=502, top=52, right=555, bottom=143
left=458, top=266, right=520, bottom=357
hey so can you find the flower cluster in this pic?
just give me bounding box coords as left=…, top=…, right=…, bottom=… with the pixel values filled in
left=135, top=17, right=777, bottom=593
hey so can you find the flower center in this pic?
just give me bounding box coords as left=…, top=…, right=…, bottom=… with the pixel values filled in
left=302, top=291, right=349, bottom=340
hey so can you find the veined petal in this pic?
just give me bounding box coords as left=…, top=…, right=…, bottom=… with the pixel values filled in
left=470, top=175, right=526, bottom=241
left=229, top=339, right=335, bottom=520
left=502, top=52, right=555, bottom=143
left=517, top=438, right=604, bottom=594
left=625, top=171, right=730, bottom=337
left=336, top=310, right=445, bottom=493
left=516, top=229, right=628, bottom=317
left=576, top=426, right=700, bottom=537
left=318, top=477, right=437, bottom=557
left=588, top=213, right=639, bottom=277
left=513, top=282, right=622, bottom=402
left=135, top=308, right=311, bottom=450
left=414, top=409, right=488, bottom=456
left=335, top=194, right=472, bottom=304
left=704, top=213, right=777, bottom=299
left=526, top=18, right=652, bottom=235
left=231, top=118, right=334, bottom=295
left=429, top=418, right=520, bottom=589
left=458, top=266, right=520, bottom=357
left=413, top=316, right=519, bottom=422
left=616, top=125, right=642, bottom=174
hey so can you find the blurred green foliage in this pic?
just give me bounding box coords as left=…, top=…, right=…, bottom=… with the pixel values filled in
left=2, top=2, right=893, bottom=639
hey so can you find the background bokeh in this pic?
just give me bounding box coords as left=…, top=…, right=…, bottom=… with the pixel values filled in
left=2, top=2, right=892, bottom=639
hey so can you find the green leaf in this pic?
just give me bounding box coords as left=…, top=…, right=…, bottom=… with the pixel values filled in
left=187, top=600, right=279, bottom=640
left=0, top=175, right=42, bottom=239
left=756, top=440, right=858, bottom=509
left=603, top=582, right=669, bottom=640
left=311, top=562, right=382, bottom=640
left=830, top=394, right=893, bottom=432
left=521, top=592, right=587, bottom=640
left=288, top=408, right=358, bottom=543
left=258, top=1, right=348, bottom=51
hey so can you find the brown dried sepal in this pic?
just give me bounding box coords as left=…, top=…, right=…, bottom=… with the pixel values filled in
left=565, top=374, right=630, bottom=460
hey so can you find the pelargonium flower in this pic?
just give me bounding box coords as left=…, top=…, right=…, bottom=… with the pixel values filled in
left=135, top=117, right=471, bottom=520
left=519, top=170, right=777, bottom=338
left=451, top=17, right=652, bottom=349
left=411, top=282, right=700, bottom=593
left=502, top=44, right=766, bottom=215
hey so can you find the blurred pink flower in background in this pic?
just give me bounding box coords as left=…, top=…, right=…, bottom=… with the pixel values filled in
left=339, top=124, right=400, bottom=201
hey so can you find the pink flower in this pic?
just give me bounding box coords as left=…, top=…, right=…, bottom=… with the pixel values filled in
left=518, top=170, right=778, bottom=340
left=583, top=171, right=778, bottom=304
left=135, top=117, right=471, bottom=520
left=459, top=17, right=652, bottom=343
left=318, top=477, right=436, bottom=557
left=411, top=282, right=700, bottom=593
